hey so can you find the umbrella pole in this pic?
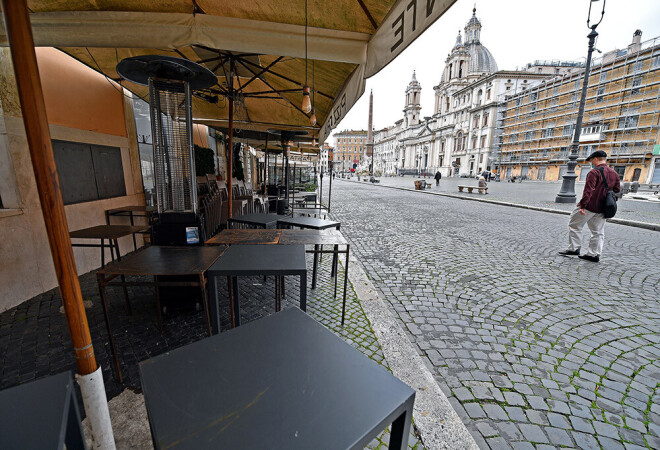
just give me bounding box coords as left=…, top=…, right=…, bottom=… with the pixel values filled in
left=1, top=0, right=115, bottom=447
left=227, top=96, right=233, bottom=218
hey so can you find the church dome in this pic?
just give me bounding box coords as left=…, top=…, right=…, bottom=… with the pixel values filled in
left=466, top=43, right=498, bottom=74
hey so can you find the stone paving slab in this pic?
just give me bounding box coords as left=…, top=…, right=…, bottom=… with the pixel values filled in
left=0, top=250, right=423, bottom=449
left=327, top=181, right=660, bottom=450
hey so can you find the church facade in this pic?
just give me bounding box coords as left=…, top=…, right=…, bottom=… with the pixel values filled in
left=372, top=9, right=571, bottom=178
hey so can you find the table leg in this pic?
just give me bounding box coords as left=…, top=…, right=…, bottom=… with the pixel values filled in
left=154, top=277, right=163, bottom=333
left=389, top=401, right=413, bottom=450
left=100, top=238, right=105, bottom=268
left=97, top=273, right=122, bottom=383
left=232, top=276, right=241, bottom=326
left=210, top=275, right=221, bottom=335
left=105, top=210, right=110, bottom=225
left=342, top=245, right=350, bottom=327
left=333, top=244, right=339, bottom=299
left=227, top=276, right=236, bottom=328
left=300, top=272, right=307, bottom=311
left=199, top=273, right=211, bottom=337
left=130, top=211, right=137, bottom=250
left=330, top=243, right=339, bottom=278
left=281, top=274, right=285, bottom=299
left=275, top=276, right=279, bottom=312
left=311, top=244, right=319, bottom=290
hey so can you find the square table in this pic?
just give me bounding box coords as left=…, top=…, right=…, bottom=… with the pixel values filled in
left=97, top=245, right=225, bottom=382
left=140, top=308, right=415, bottom=450
left=70, top=224, right=149, bottom=268
left=227, top=212, right=287, bottom=229
left=276, top=216, right=340, bottom=231
left=207, top=244, right=306, bottom=333
left=0, top=371, right=86, bottom=449
left=105, top=205, right=155, bottom=248
left=205, top=229, right=282, bottom=246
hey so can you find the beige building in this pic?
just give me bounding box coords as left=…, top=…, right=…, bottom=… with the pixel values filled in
left=372, top=8, right=575, bottom=178
left=333, top=129, right=367, bottom=172
left=497, top=30, right=660, bottom=183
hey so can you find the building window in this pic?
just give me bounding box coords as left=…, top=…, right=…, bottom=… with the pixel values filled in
left=483, top=113, right=489, bottom=127
left=653, top=56, right=660, bottom=68
left=510, top=133, right=518, bottom=143
left=472, top=137, right=477, bottom=150
left=486, top=89, right=491, bottom=100
left=542, top=126, right=554, bottom=138
left=596, top=87, right=605, bottom=103
left=618, top=115, right=639, bottom=129
left=631, top=76, right=643, bottom=95
left=633, top=61, right=643, bottom=73
left=473, top=115, right=480, bottom=128
left=524, top=131, right=534, bottom=141
left=530, top=92, right=538, bottom=101
left=515, top=97, right=522, bottom=106
left=480, top=135, right=486, bottom=149
left=479, top=154, right=484, bottom=163
left=599, top=72, right=607, bottom=82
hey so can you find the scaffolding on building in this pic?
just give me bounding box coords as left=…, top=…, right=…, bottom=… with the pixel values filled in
left=495, top=35, right=660, bottom=181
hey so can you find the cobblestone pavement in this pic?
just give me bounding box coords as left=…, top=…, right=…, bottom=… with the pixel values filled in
left=342, top=175, right=660, bottom=225
left=329, top=180, right=660, bottom=449
left=0, top=251, right=422, bottom=449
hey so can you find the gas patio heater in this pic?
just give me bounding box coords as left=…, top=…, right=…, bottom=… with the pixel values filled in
left=117, top=55, right=216, bottom=245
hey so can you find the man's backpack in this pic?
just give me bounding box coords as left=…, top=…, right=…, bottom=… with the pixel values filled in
left=596, top=167, right=618, bottom=219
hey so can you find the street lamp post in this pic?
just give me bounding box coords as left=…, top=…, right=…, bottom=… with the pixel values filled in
left=555, top=0, right=606, bottom=203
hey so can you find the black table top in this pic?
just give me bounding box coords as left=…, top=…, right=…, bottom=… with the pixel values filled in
left=208, top=244, right=306, bottom=276
left=69, top=224, right=150, bottom=240
left=0, top=371, right=80, bottom=449
left=105, top=205, right=156, bottom=214
left=98, top=245, right=225, bottom=276
left=278, top=229, right=348, bottom=245
left=140, top=308, right=414, bottom=449
left=228, top=213, right=287, bottom=227
left=277, top=216, right=340, bottom=230
left=206, top=229, right=282, bottom=246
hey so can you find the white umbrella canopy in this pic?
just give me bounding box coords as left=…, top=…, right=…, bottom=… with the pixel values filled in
left=3, top=0, right=458, bottom=139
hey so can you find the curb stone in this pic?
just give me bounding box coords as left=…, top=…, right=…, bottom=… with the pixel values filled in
left=345, top=249, right=479, bottom=449
left=339, top=179, right=660, bottom=232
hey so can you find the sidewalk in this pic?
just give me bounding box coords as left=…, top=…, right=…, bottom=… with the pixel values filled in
left=342, top=176, right=660, bottom=231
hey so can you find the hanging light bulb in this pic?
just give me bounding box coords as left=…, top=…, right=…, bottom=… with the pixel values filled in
left=302, top=85, right=312, bottom=113
left=309, top=107, right=317, bottom=125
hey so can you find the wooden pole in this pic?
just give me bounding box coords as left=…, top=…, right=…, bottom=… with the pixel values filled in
left=227, top=95, right=233, bottom=218
left=1, top=0, right=97, bottom=375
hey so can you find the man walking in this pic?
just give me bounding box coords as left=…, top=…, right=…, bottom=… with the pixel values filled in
left=434, top=170, right=442, bottom=186
left=558, top=150, right=620, bottom=262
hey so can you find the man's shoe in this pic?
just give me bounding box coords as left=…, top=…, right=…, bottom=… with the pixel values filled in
left=578, top=254, right=600, bottom=262
left=558, top=249, right=580, bottom=256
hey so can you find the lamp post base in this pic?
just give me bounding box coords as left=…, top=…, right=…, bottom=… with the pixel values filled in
left=555, top=174, right=578, bottom=203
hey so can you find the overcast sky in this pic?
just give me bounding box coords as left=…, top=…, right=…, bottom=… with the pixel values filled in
left=328, top=0, right=660, bottom=145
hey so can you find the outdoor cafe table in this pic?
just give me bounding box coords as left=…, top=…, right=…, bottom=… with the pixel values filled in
left=105, top=205, right=155, bottom=248
left=0, top=371, right=86, bottom=450
left=227, top=212, right=287, bottom=229
left=96, top=245, right=225, bottom=382
left=206, top=229, right=350, bottom=325
left=69, top=224, right=149, bottom=268
left=139, top=307, right=415, bottom=450
left=207, top=244, right=307, bottom=333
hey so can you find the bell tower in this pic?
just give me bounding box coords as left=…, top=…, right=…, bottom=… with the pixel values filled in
left=404, top=71, right=422, bottom=127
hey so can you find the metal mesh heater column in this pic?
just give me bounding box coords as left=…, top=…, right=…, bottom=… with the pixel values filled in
left=149, top=79, right=197, bottom=214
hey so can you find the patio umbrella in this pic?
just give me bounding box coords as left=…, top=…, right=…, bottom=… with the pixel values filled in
left=0, top=0, right=458, bottom=445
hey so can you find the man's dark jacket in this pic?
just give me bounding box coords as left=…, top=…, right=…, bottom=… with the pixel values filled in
left=578, top=163, right=621, bottom=213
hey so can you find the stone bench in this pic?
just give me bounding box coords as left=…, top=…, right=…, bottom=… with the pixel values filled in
left=458, top=185, right=488, bottom=194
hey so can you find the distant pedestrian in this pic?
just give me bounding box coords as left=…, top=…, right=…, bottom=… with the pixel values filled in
left=558, top=150, right=620, bottom=262
left=434, top=171, right=442, bottom=186
left=478, top=176, right=487, bottom=194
